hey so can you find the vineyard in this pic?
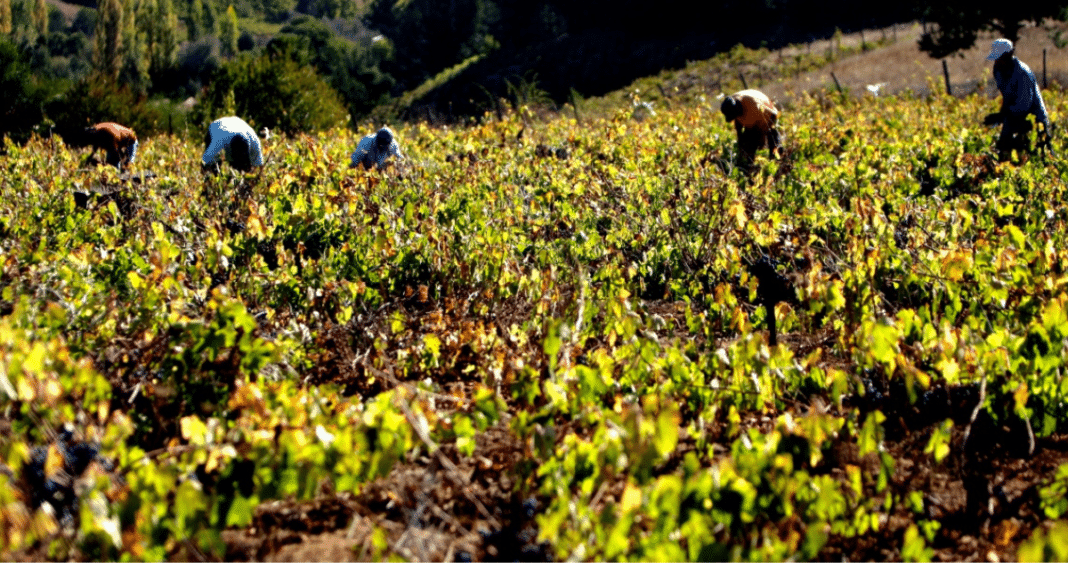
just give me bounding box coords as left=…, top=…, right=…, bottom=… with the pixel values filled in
left=3, top=84, right=1068, bottom=561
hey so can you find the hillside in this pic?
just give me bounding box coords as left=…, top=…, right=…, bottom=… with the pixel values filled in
left=576, top=21, right=1068, bottom=120
left=5, top=19, right=1068, bottom=563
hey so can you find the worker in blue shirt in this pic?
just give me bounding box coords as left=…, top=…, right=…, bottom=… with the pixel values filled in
left=351, top=127, right=404, bottom=170
left=984, top=39, right=1052, bottom=160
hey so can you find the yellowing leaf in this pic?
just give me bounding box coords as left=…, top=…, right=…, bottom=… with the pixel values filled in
left=180, top=416, right=208, bottom=446
left=728, top=199, right=747, bottom=228
left=620, top=482, right=642, bottom=513
left=1013, top=382, right=1029, bottom=417
left=45, top=444, right=64, bottom=478
left=941, top=251, right=973, bottom=282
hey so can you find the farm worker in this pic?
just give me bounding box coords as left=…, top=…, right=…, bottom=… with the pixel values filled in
left=84, top=122, right=138, bottom=171
left=351, top=126, right=404, bottom=170
left=984, top=38, right=1052, bottom=158
left=720, top=89, right=782, bottom=161
left=202, top=116, right=265, bottom=172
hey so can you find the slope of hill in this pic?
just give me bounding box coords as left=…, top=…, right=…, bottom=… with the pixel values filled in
left=575, top=21, right=1068, bottom=121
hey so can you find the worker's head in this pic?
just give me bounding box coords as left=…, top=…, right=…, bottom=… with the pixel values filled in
left=986, top=38, right=1014, bottom=64
left=720, top=96, right=742, bottom=122
left=375, top=127, right=393, bottom=149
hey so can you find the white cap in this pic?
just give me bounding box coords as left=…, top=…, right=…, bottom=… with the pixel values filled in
left=986, top=38, right=1013, bottom=61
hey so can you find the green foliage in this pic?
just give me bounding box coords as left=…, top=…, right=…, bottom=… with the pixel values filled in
left=0, top=36, right=51, bottom=143
left=219, top=4, right=239, bottom=56
left=270, top=16, right=395, bottom=121
left=186, top=0, right=217, bottom=41
left=193, top=46, right=348, bottom=134
left=92, top=0, right=123, bottom=78
left=1020, top=521, right=1068, bottom=562
left=44, top=74, right=176, bottom=140
left=0, top=0, right=11, bottom=35
left=30, top=0, right=44, bottom=38
left=4, top=73, right=1068, bottom=561
left=139, top=0, right=180, bottom=81
left=363, top=0, right=496, bottom=89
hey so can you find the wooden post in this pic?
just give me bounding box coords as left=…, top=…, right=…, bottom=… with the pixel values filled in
left=831, top=72, right=842, bottom=93
left=738, top=71, right=748, bottom=89
left=942, top=60, right=952, bottom=96
left=860, top=29, right=866, bottom=50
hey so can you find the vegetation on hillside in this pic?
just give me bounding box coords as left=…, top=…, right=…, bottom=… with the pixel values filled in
left=0, top=0, right=930, bottom=145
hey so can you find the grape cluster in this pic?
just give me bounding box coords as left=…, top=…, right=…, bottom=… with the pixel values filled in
left=23, top=429, right=103, bottom=526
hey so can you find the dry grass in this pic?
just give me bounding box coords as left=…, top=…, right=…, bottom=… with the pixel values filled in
left=579, top=20, right=1068, bottom=122
left=764, top=21, right=1068, bottom=105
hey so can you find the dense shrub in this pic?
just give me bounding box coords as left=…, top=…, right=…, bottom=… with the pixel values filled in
left=0, top=37, right=52, bottom=144
left=271, top=16, right=395, bottom=122
left=192, top=46, right=348, bottom=134
left=45, top=74, right=179, bottom=142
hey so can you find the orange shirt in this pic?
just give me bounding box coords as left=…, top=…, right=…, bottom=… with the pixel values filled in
left=728, top=90, right=778, bottom=132
left=87, top=122, right=137, bottom=152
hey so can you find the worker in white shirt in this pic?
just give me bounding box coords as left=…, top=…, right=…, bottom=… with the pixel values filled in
left=202, top=116, right=266, bottom=172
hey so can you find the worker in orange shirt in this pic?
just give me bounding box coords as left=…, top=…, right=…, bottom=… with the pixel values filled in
left=720, top=89, right=782, bottom=163
left=83, top=122, right=139, bottom=171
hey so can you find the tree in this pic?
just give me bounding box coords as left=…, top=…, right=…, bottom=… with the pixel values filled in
left=187, top=0, right=217, bottom=41
left=193, top=47, right=348, bottom=134
left=31, top=0, right=47, bottom=38
left=94, top=0, right=124, bottom=78
left=140, top=0, right=179, bottom=78
left=271, top=16, right=395, bottom=121
left=259, top=0, right=295, bottom=24
left=118, top=0, right=148, bottom=91
left=0, top=37, right=49, bottom=143
left=219, top=4, right=238, bottom=57
left=46, top=73, right=168, bottom=141
left=0, top=0, right=12, bottom=35
left=918, top=2, right=1065, bottom=58
left=363, top=0, right=496, bottom=90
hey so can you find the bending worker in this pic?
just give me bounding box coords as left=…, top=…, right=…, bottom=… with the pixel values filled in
left=720, top=89, right=782, bottom=162
left=351, top=127, right=404, bottom=170
left=84, top=122, right=138, bottom=171
left=984, top=38, right=1052, bottom=159
left=202, top=116, right=265, bottom=172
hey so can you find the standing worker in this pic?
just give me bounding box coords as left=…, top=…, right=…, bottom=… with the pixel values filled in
left=83, top=122, right=138, bottom=171
left=202, top=116, right=266, bottom=173
left=720, top=89, right=782, bottom=163
left=983, top=38, right=1053, bottom=160
left=351, top=127, right=404, bottom=170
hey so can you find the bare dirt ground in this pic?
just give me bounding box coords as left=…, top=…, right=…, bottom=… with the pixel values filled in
left=763, top=21, right=1068, bottom=105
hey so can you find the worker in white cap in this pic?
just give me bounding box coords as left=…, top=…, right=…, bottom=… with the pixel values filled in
left=351, top=126, right=404, bottom=170
left=983, top=38, right=1052, bottom=159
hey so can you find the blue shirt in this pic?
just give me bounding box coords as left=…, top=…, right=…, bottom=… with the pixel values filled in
left=351, top=127, right=403, bottom=169
left=994, top=58, right=1050, bottom=127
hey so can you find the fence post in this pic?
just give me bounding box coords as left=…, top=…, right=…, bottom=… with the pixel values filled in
left=942, top=60, right=952, bottom=96
left=831, top=72, right=843, bottom=93
left=738, top=71, right=748, bottom=89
